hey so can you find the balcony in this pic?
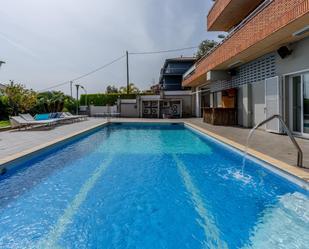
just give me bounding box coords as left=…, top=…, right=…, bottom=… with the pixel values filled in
left=208, top=0, right=264, bottom=31
left=183, top=0, right=309, bottom=87
left=164, top=67, right=191, bottom=75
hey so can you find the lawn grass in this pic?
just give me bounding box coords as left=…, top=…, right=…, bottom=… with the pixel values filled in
left=0, top=120, right=10, bottom=128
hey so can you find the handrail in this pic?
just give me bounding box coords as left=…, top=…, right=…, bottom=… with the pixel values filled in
left=252, top=114, right=303, bottom=167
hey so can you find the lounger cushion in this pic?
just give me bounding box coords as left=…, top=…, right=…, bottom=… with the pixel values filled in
left=49, top=113, right=58, bottom=119
left=35, top=114, right=50, bottom=120
left=53, top=113, right=60, bottom=119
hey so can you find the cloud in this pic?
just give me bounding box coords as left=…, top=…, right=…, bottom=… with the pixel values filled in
left=0, top=0, right=217, bottom=93
left=0, top=32, right=39, bottom=59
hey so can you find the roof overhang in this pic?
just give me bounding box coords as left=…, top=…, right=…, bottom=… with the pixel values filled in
left=208, top=0, right=264, bottom=31
left=184, top=8, right=309, bottom=87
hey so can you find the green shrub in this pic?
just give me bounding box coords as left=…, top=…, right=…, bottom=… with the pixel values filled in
left=3, top=82, right=37, bottom=116
left=0, top=95, right=9, bottom=120
left=63, top=97, right=78, bottom=114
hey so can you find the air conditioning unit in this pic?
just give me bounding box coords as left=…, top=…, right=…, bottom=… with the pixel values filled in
left=143, top=108, right=150, bottom=115
left=170, top=104, right=180, bottom=116
left=163, top=101, right=170, bottom=107
left=151, top=101, right=158, bottom=108
left=151, top=108, right=158, bottom=115
left=144, top=101, right=151, bottom=107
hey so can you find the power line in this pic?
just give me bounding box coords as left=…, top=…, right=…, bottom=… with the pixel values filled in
left=129, top=46, right=198, bottom=55
left=39, top=45, right=199, bottom=92
left=39, top=54, right=126, bottom=92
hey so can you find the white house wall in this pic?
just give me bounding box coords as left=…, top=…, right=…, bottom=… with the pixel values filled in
left=276, top=37, right=309, bottom=76
left=251, top=80, right=266, bottom=127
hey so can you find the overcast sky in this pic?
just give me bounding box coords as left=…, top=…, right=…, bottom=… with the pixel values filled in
left=0, top=0, right=219, bottom=94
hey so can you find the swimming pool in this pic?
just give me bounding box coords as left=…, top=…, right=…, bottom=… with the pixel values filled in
left=0, top=123, right=308, bottom=249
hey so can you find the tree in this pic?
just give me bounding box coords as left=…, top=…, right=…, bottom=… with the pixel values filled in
left=63, top=95, right=77, bottom=114
left=36, top=91, right=66, bottom=113
left=119, top=83, right=140, bottom=94
left=4, top=81, right=37, bottom=115
left=105, top=85, right=118, bottom=94
left=0, top=95, right=9, bottom=119
left=196, top=40, right=218, bottom=60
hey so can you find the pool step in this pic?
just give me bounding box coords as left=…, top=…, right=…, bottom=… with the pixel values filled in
left=242, top=192, right=309, bottom=248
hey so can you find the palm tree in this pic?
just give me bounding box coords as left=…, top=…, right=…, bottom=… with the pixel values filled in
left=37, top=91, right=65, bottom=113
left=119, top=83, right=140, bottom=94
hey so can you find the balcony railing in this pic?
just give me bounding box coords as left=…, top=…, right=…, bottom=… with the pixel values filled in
left=164, top=67, right=191, bottom=74
left=183, top=65, right=196, bottom=80
left=197, top=0, right=273, bottom=67
left=183, top=0, right=308, bottom=86
left=207, top=0, right=265, bottom=31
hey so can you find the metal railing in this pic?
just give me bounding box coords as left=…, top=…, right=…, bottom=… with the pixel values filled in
left=188, top=0, right=274, bottom=71
left=251, top=114, right=303, bottom=168
left=183, top=1, right=274, bottom=83
left=183, top=65, right=196, bottom=79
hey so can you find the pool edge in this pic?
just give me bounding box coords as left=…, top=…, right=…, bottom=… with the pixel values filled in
left=1, top=119, right=308, bottom=190
left=184, top=121, right=309, bottom=190
left=0, top=121, right=110, bottom=170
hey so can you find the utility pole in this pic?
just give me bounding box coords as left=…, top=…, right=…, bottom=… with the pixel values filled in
left=126, top=50, right=130, bottom=94
left=75, top=84, right=80, bottom=115
left=80, top=85, right=87, bottom=107
left=70, top=81, right=73, bottom=98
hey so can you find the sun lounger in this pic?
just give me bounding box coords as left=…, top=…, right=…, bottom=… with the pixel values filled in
left=32, top=113, right=74, bottom=123
left=63, top=112, right=88, bottom=121
left=20, top=113, right=62, bottom=124
left=10, top=116, right=58, bottom=130
left=19, top=113, right=37, bottom=121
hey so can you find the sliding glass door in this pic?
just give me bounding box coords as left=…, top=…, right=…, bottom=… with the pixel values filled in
left=290, top=73, right=309, bottom=137
left=292, top=76, right=302, bottom=133
left=304, top=74, right=309, bottom=134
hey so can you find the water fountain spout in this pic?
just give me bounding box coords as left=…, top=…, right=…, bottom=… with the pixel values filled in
left=242, top=115, right=303, bottom=172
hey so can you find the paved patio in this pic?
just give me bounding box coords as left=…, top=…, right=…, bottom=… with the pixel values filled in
left=0, top=117, right=308, bottom=179
left=0, top=118, right=107, bottom=160
left=185, top=118, right=309, bottom=169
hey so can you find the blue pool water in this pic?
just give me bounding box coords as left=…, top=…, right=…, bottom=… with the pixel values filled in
left=0, top=123, right=308, bottom=249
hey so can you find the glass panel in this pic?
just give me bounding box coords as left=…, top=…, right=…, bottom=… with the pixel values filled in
left=201, top=91, right=210, bottom=110
left=303, top=74, right=309, bottom=134
left=292, top=76, right=302, bottom=132
left=216, top=92, right=222, bottom=108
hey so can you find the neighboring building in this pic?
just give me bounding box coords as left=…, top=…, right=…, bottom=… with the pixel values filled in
left=0, top=83, right=6, bottom=90
left=160, top=57, right=196, bottom=91
left=118, top=91, right=195, bottom=118
left=183, top=0, right=309, bottom=138
left=150, top=84, right=161, bottom=95
left=117, top=57, right=197, bottom=118
left=0, top=84, right=6, bottom=95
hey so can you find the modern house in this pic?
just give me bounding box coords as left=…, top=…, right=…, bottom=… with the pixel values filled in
left=160, top=57, right=196, bottom=91
left=183, top=0, right=309, bottom=138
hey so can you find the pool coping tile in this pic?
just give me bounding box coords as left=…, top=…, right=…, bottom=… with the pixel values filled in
left=0, top=121, right=108, bottom=168
left=0, top=119, right=308, bottom=188
left=184, top=122, right=309, bottom=186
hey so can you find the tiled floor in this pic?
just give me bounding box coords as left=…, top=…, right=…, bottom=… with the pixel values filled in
left=1, top=117, right=308, bottom=174
left=0, top=118, right=107, bottom=159
left=185, top=118, right=309, bottom=169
